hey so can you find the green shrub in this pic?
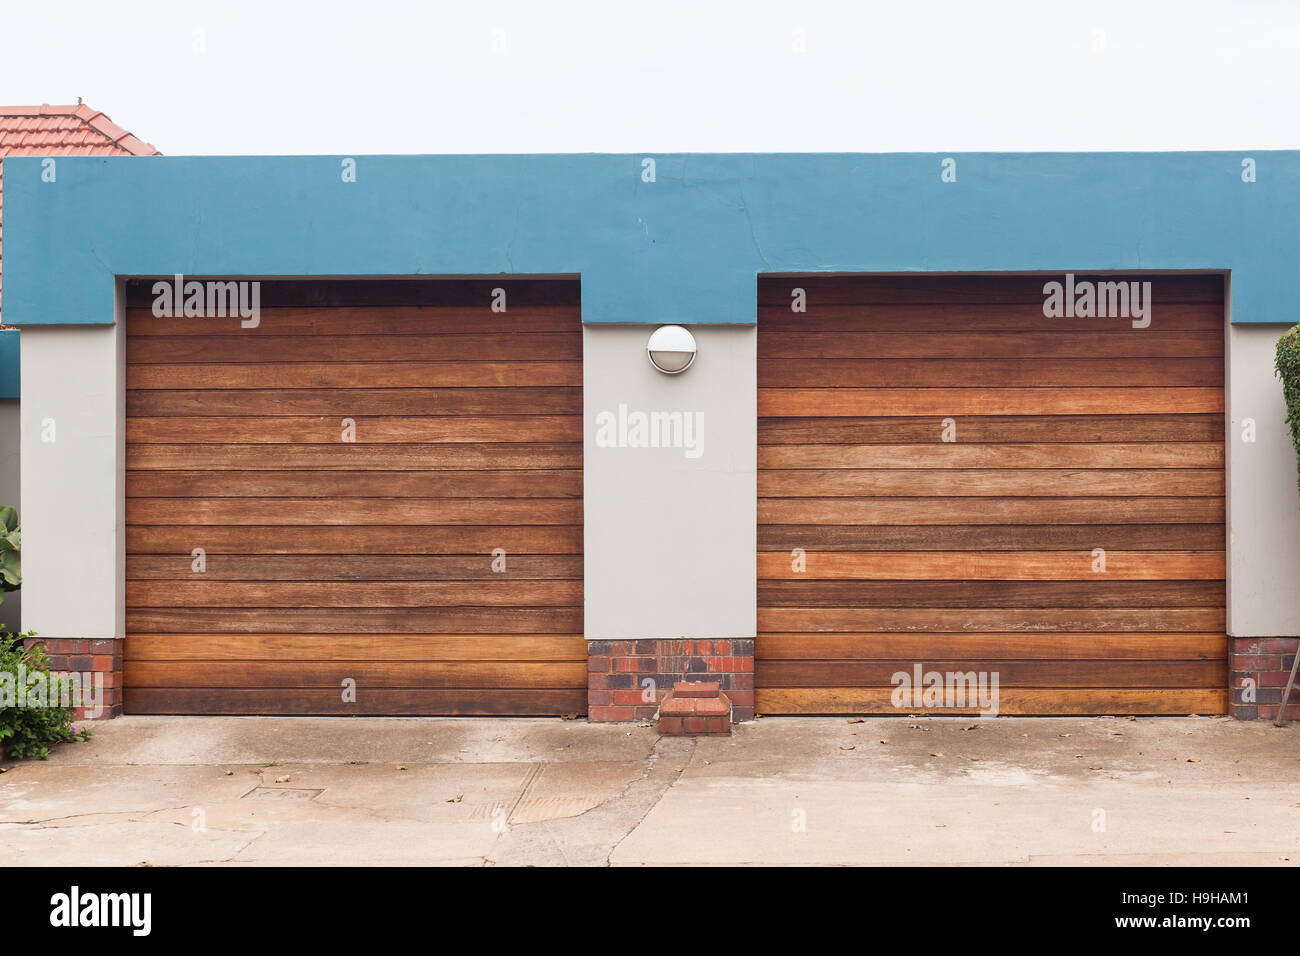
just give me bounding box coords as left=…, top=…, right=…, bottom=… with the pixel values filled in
left=0, top=630, right=91, bottom=760
left=0, top=505, right=19, bottom=597
left=1277, top=325, right=1300, bottom=500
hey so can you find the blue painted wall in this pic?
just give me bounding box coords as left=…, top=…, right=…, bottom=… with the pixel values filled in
left=2, top=152, right=1296, bottom=326
left=0, top=330, right=18, bottom=399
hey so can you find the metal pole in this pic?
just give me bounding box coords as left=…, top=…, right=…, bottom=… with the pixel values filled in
left=1274, top=638, right=1300, bottom=727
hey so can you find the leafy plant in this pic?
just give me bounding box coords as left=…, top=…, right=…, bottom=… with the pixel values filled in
left=1277, top=325, right=1300, bottom=500
left=0, top=506, right=19, bottom=597
left=0, top=630, right=91, bottom=760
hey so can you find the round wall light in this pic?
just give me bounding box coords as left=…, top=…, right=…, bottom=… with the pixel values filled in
left=646, top=325, right=697, bottom=374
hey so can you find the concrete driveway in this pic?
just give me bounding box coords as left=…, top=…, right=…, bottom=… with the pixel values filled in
left=2, top=715, right=1298, bottom=866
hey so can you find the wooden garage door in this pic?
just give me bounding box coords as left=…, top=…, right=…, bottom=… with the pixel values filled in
left=757, top=274, right=1227, bottom=716
left=123, top=278, right=585, bottom=715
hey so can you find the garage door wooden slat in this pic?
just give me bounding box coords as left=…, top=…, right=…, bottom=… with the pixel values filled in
left=124, top=687, right=588, bottom=716
left=757, top=581, right=1224, bottom=608
left=760, top=497, right=1224, bottom=525
left=125, top=280, right=584, bottom=715
left=126, top=305, right=582, bottom=335
left=127, top=525, right=584, bottom=554
left=758, top=607, right=1225, bottom=632
left=757, top=274, right=1226, bottom=716
left=757, top=688, right=1227, bottom=716
left=759, top=358, right=1223, bottom=387
left=127, top=470, right=583, bottom=499
left=127, top=415, right=582, bottom=444
left=128, top=362, right=582, bottom=389
left=128, top=333, right=581, bottom=364
left=758, top=660, right=1225, bottom=688
left=127, top=580, right=583, bottom=607
left=760, top=388, right=1223, bottom=416
left=125, top=660, right=587, bottom=689
left=127, top=498, right=581, bottom=525
left=129, top=607, right=583, bottom=634
left=758, top=332, right=1222, bottom=359
left=127, top=388, right=583, bottom=416
left=126, top=633, right=586, bottom=661
left=758, top=523, right=1225, bottom=551
left=757, top=301, right=1225, bottom=332
left=756, top=632, right=1227, bottom=661
left=761, top=444, right=1222, bottom=468
left=759, top=415, right=1224, bottom=444
left=759, top=468, right=1223, bottom=497
left=127, top=555, right=583, bottom=581
left=127, top=442, right=581, bottom=470
left=758, top=550, right=1224, bottom=580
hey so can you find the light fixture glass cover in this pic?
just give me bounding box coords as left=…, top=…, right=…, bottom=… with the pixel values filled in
left=646, top=324, right=697, bottom=374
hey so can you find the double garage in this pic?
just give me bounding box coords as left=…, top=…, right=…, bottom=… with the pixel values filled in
left=122, top=273, right=1226, bottom=717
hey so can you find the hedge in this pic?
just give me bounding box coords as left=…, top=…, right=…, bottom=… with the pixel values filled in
left=1277, top=324, right=1300, bottom=499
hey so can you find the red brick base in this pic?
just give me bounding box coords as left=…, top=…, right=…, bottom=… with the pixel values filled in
left=586, top=639, right=754, bottom=722
left=23, top=636, right=123, bottom=720
left=1229, top=636, right=1300, bottom=721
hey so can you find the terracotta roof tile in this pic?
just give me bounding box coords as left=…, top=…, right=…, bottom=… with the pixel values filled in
left=0, top=103, right=160, bottom=323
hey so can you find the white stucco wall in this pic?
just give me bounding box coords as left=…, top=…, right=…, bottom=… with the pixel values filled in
left=18, top=313, right=125, bottom=642
left=0, top=398, right=21, bottom=629
left=1227, top=322, right=1300, bottom=637
left=583, top=324, right=756, bottom=640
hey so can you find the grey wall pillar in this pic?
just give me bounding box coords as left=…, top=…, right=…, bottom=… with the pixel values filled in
left=583, top=324, right=757, bottom=640
left=19, top=309, right=125, bottom=644
left=1226, top=322, right=1300, bottom=637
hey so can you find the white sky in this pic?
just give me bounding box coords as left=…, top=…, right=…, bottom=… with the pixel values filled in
left=3, top=0, right=1299, bottom=155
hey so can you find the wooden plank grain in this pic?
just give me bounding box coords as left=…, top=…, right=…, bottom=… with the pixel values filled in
left=126, top=580, right=584, bottom=608
left=127, top=387, right=582, bottom=417
left=757, top=301, right=1225, bottom=332
left=758, top=358, right=1223, bottom=388
left=127, top=361, right=582, bottom=389
left=754, top=632, right=1227, bottom=661
left=759, top=443, right=1223, bottom=469
left=127, top=305, right=582, bottom=336
left=127, top=332, right=582, bottom=363
left=127, top=554, right=584, bottom=581
left=758, top=606, right=1226, bottom=632
left=126, top=415, right=582, bottom=444
left=126, top=497, right=582, bottom=526
left=758, top=468, right=1223, bottom=497
left=756, top=580, right=1226, bottom=609
left=126, top=633, right=588, bottom=662
left=125, top=659, right=587, bottom=689
left=127, top=524, right=584, bottom=555
left=757, top=331, right=1223, bottom=359
left=758, top=415, right=1224, bottom=445
left=759, top=497, right=1225, bottom=525
left=125, top=687, right=588, bottom=716
left=127, top=442, right=581, bottom=470
left=127, top=607, right=584, bottom=633
left=759, top=387, right=1223, bottom=417
left=126, top=470, right=583, bottom=499
left=755, top=687, right=1227, bottom=716
left=757, top=550, right=1225, bottom=580
left=757, top=659, right=1226, bottom=688
left=757, top=523, right=1226, bottom=551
